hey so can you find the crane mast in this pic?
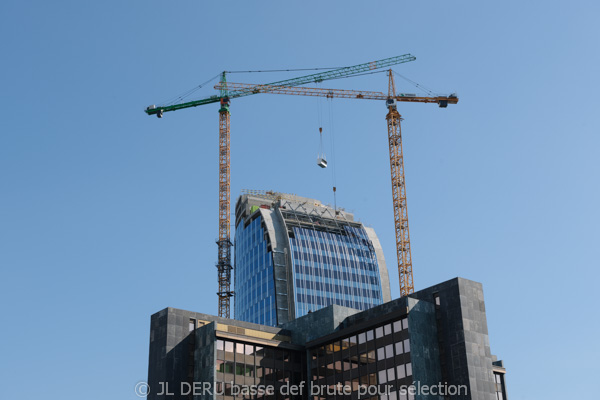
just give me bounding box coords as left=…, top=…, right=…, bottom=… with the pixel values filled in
left=386, top=71, right=414, bottom=296
left=217, top=73, right=233, bottom=317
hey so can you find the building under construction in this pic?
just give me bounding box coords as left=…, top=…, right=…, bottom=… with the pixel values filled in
left=234, top=191, right=391, bottom=327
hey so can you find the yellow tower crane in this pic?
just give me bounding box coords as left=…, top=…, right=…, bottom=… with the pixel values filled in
left=145, top=55, right=417, bottom=317
left=216, top=72, right=458, bottom=297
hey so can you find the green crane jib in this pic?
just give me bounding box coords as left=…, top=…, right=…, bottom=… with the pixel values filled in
left=144, top=54, right=416, bottom=117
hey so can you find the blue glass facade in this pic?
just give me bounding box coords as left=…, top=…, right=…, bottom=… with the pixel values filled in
left=289, top=225, right=384, bottom=318
left=234, top=217, right=277, bottom=326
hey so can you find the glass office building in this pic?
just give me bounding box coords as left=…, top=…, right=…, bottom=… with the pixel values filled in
left=234, top=191, right=391, bottom=327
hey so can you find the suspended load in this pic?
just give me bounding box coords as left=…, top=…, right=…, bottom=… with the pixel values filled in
left=317, top=127, right=327, bottom=168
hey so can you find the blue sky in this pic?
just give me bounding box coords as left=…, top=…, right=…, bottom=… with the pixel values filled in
left=1, top=1, right=599, bottom=399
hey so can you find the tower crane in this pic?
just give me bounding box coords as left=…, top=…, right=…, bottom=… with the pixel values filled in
left=215, top=72, right=458, bottom=297
left=145, top=55, right=417, bottom=318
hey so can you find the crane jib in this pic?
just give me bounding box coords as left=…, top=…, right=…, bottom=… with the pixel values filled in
left=145, top=54, right=416, bottom=116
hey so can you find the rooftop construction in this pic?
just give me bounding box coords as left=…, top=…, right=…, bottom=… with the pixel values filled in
left=234, top=190, right=391, bottom=326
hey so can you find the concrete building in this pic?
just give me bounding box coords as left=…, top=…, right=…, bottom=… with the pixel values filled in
left=234, top=191, right=391, bottom=327
left=147, top=277, right=508, bottom=400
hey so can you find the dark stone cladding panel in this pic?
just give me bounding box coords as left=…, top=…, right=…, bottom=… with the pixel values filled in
left=147, top=308, right=286, bottom=400
left=406, top=298, right=444, bottom=399
left=409, top=277, right=496, bottom=400
left=282, top=304, right=360, bottom=346
left=195, top=322, right=216, bottom=400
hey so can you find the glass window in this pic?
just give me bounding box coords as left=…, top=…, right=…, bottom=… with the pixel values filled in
left=385, top=344, right=394, bottom=359
left=393, top=320, right=402, bottom=333
left=406, top=363, right=412, bottom=376
left=217, top=340, right=224, bottom=351
left=367, top=350, right=376, bottom=363
left=349, top=336, right=358, bottom=348
left=402, top=318, right=408, bottom=330
left=235, top=364, right=244, bottom=375
left=378, top=370, right=387, bottom=384
left=387, top=367, right=395, bottom=381
left=224, top=361, right=235, bottom=374
left=384, top=324, right=392, bottom=336
left=236, top=343, right=245, bottom=354
left=366, top=330, right=374, bottom=341
left=377, top=348, right=385, bottom=360
left=396, top=365, right=405, bottom=379
left=358, top=332, right=366, bottom=344
left=225, top=341, right=234, bottom=353
left=375, top=327, right=384, bottom=338
left=395, top=341, right=403, bottom=354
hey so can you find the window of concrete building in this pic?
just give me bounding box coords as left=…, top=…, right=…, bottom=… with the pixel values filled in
left=378, top=370, right=387, bottom=384
left=189, top=319, right=196, bottom=332
left=494, top=373, right=506, bottom=400
left=367, top=349, right=376, bottom=363
left=348, top=335, right=358, bottom=349
left=384, top=323, right=392, bottom=336
left=385, top=344, right=394, bottom=359
left=387, top=367, right=395, bottom=381
left=358, top=332, right=366, bottom=344
left=236, top=343, right=245, bottom=354
left=396, top=364, right=405, bottom=379
left=216, top=359, right=224, bottom=373
left=395, top=341, right=403, bottom=355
